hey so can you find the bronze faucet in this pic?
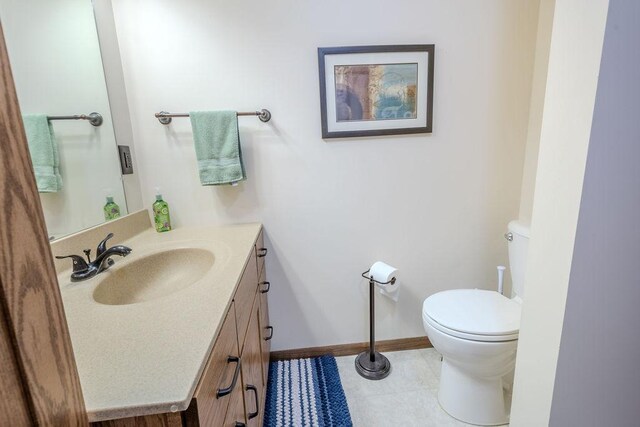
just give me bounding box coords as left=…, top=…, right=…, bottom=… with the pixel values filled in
left=56, top=233, right=132, bottom=282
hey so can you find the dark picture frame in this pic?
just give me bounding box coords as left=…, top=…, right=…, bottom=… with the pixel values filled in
left=318, top=45, right=434, bottom=139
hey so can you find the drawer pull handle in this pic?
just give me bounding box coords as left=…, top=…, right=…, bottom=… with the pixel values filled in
left=260, top=281, right=271, bottom=293
left=258, top=247, right=268, bottom=258
left=216, top=356, right=241, bottom=398
left=246, top=384, right=259, bottom=419
left=235, top=423, right=246, bottom=427
left=264, top=326, right=273, bottom=341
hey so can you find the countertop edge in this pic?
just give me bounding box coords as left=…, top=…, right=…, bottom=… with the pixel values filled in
left=87, top=399, right=189, bottom=423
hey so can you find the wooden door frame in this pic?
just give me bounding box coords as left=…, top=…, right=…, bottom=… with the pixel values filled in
left=0, top=21, right=88, bottom=426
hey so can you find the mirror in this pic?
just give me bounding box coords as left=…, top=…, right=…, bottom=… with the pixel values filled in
left=0, top=0, right=128, bottom=240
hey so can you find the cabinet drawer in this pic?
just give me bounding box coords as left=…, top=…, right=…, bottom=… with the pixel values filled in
left=185, top=303, right=241, bottom=427
left=234, top=251, right=258, bottom=352
left=255, top=230, right=266, bottom=277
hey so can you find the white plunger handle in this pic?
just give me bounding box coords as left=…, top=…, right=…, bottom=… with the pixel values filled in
left=497, top=265, right=506, bottom=295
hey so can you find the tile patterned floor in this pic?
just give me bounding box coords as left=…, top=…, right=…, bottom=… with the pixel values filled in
left=335, top=348, right=481, bottom=426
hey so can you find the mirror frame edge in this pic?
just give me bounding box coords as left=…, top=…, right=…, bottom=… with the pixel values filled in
left=92, top=0, right=144, bottom=213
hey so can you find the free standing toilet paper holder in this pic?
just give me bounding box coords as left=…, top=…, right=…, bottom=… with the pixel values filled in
left=355, top=269, right=396, bottom=380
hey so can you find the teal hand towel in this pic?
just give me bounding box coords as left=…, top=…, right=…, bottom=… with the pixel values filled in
left=189, top=111, right=246, bottom=185
left=22, top=114, right=63, bottom=192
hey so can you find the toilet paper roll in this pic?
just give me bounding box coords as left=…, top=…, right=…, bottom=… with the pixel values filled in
left=369, top=261, right=400, bottom=302
left=369, top=261, right=397, bottom=283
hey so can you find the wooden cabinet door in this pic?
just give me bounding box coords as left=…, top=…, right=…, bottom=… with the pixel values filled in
left=185, top=304, right=241, bottom=427
left=255, top=230, right=266, bottom=278
left=241, top=299, right=264, bottom=427
left=222, top=380, right=246, bottom=427
left=258, top=269, right=271, bottom=386
left=234, top=251, right=259, bottom=352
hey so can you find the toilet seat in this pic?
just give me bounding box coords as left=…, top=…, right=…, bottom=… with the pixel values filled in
left=422, top=289, right=521, bottom=342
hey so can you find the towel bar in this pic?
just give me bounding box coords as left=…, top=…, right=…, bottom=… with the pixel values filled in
left=47, top=112, right=103, bottom=127
left=155, top=109, right=271, bottom=125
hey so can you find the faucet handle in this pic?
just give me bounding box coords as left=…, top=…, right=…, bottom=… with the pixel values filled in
left=55, top=255, right=89, bottom=273
left=96, top=233, right=114, bottom=258
left=83, top=249, right=92, bottom=263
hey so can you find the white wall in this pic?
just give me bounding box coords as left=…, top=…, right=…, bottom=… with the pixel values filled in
left=549, top=0, right=640, bottom=423
left=0, top=0, right=128, bottom=239
left=518, top=0, right=555, bottom=225
left=510, top=0, right=610, bottom=425
left=111, top=0, right=539, bottom=350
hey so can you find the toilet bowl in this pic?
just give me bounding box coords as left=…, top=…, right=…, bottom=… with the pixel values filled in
left=422, top=221, right=529, bottom=426
left=423, top=290, right=520, bottom=425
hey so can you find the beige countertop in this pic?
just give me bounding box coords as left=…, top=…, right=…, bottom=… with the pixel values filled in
left=53, top=212, right=262, bottom=422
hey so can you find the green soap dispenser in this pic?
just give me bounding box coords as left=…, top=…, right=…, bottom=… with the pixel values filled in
left=153, top=188, right=171, bottom=232
left=104, top=195, right=121, bottom=221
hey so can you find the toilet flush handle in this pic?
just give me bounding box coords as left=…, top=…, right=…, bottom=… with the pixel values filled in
left=504, top=232, right=513, bottom=241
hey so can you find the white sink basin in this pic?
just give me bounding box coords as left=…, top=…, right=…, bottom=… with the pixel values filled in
left=93, top=248, right=215, bottom=305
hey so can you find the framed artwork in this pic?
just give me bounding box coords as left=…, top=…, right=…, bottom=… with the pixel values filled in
left=318, top=45, right=434, bottom=138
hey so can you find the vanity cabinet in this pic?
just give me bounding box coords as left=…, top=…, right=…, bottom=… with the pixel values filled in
left=92, top=228, right=271, bottom=427
left=187, top=230, right=271, bottom=427
left=223, top=295, right=264, bottom=427
left=258, top=269, right=271, bottom=385
left=224, top=243, right=268, bottom=427
left=256, top=231, right=266, bottom=278
left=239, top=300, right=264, bottom=427
left=222, top=383, right=245, bottom=427
left=234, top=250, right=259, bottom=351
left=185, top=305, right=241, bottom=426
left=256, top=231, right=272, bottom=385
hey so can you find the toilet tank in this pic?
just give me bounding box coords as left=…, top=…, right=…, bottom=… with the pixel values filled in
left=507, top=220, right=530, bottom=300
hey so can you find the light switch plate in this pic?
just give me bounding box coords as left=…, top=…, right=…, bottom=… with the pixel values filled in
left=118, top=145, right=134, bottom=175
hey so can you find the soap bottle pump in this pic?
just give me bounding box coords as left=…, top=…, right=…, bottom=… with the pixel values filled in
left=153, top=188, right=171, bottom=232
left=103, top=194, right=121, bottom=221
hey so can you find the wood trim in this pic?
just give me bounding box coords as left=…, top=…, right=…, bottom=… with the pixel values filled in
left=270, top=336, right=432, bottom=361
left=0, top=296, right=31, bottom=426
left=91, top=412, right=182, bottom=427
left=0, top=22, right=88, bottom=426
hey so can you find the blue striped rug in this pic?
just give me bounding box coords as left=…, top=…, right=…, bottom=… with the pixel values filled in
left=263, top=355, right=353, bottom=427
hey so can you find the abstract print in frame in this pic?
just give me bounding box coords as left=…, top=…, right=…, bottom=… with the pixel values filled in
left=318, top=45, right=434, bottom=138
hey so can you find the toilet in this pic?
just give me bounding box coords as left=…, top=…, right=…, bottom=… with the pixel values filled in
left=422, top=220, right=529, bottom=425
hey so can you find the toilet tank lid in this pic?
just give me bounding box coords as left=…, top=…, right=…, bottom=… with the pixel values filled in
left=423, top=289, right=521, bottom=336
left=508, top=220, right=530, bottom=238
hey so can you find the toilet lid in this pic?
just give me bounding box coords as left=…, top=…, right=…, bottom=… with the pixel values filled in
left=423, top=289, right=521, bottom=338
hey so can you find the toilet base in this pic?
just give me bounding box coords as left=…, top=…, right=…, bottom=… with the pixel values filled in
left=438, top=360, right=508, bottom=426
left=355, top=351, right=390, bottom=380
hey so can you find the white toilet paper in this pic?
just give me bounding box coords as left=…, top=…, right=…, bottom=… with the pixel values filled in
left=369, top=261, right=397, bottom=283
left=369, top=261, right=400, bottom=302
